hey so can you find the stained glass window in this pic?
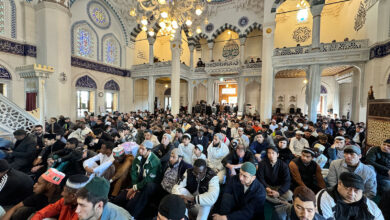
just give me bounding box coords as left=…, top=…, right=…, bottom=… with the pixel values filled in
left=77, top=29, right=92, bottom=57
left=0, top=0, right=5, bottom=35
left=105, top=40, right=116, bottom=64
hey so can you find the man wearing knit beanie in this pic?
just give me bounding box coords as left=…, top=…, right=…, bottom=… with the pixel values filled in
left=76, top=176, right=131, bottom=220
left=213, top=162, right=266, bottom=220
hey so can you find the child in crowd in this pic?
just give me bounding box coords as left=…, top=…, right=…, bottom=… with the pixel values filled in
left=192, top=144, right=206, bottom=165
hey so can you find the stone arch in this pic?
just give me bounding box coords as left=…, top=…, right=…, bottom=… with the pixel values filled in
left=210, top=23, right=241, bottom=41
left=75, top=75, right=97, bottom=89
left=129, top=23, right=161, bottom=43
left=104, top=79, right=120, bottom=91
left=243, top=22, right=262, bottom=37
left=71, top=20, right=99, bottom=60
left=101, top=33, right=122, bottom=66
left=0, top=64, right=12, bottom=80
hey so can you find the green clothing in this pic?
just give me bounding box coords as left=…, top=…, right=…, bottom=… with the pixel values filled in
left=131, top=152, right=162, bottom=191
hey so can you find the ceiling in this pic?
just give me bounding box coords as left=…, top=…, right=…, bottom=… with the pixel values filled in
left=275, top=65, right=354, bottom=78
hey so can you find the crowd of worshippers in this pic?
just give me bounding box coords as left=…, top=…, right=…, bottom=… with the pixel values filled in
left=0, top=111, right=389, bottom=220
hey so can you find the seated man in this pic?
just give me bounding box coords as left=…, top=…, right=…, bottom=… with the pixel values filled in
left=213, top=162, right=266, bottom=220
left=250, top=134, right=269, bottom=163
left=0, top=159, right=33, bottom=207
left=4, top=129, right=37, bottom=172
left=328, top=136, right=346, bottom=163
left=289, top=148, right=326, bottom=193
left=192, top=144, right=207, bottom=164
left=276, top=137, right=294, bottom=165
left=113, top=140, right=162, bottom=219
left=366, top=138, right=390, bottom=193
left=257, top=146, right=292, bottom=204
left=327, top=145, right=377, bottom=198
left=157, top=194, right=187, bottom=220
left=172, top=159, right=219, bottom=220
left=222, top=143, right=255, bottom=182
left=316, top=172, right=384, bottom=220
left=207, top=134, right=230, bottom=183
left=289, top=131, right=309, bottom=157
left=157, top=148, right=192, bottom=200
left=3, top=168, right=64, bottom=220
left=144, top=129, right=160, bottom=147
left=178, top=133, right=195, bottom=164
left=109, top=146, right=133, bottom=197
left=192, top=130, right=209, bottom=153
left=31, top=174, right=90, bottom=220
left=83, top=141, right=115, bottom=179
left=272, top=186, right=326, bottom=220
left=153, top=133, right=174, bottom=168
left=76, top=177, right=132, bottom=220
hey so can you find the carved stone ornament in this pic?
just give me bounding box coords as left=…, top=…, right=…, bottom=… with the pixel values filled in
left=354, top=1, right=366, bottom=32
left=292, top=27, right=311, bottom=43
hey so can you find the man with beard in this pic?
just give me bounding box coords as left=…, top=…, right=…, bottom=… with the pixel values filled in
left=153, top=133, right=174, bottom=168
left=316, top=172, right=383, bottom=220
left=31, top=174, right=90, bottom=220
left=32, top=125, right=45, bottom=153
left=109, top=146, right=134, bottom=197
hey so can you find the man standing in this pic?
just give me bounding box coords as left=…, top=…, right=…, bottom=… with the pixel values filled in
left=213, top=162, right=266, bottom=220
left=257, top=146, right=292, bottom=204
left=316, top=172, right=383, bottom=220
left=366, top=139, right=390, bottom=193
left=172, top=159, right=219, bottom=220
left=272, top=186, right=326, bottom=220
left=289, top=148, right=326, bottom=193
left=327, top=145, right=377, bottom=198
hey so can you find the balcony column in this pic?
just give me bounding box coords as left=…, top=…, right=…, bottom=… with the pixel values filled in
left=189, top=44, right=195, bottom=69
left=333, top=78, right=340, bottom=118
left=207, top=79, right=215, bottom=105
left=207, top=41, right=214, bottom=62
left=260, top=2, right=276, bottom=122
left=170, top=31, right=182, bottom=116
left=187, top=80, right=194, bottom=114
left=306, top=64, right=321, bottom=122
left=310, top=3, right=324, bottom=51
left=239, top=36, right=247, bottom=65
left=237, top=77, right=246, bottom=113
left=148, top=75, right=155, bottom=113
left=148, top=36, right=156, bottom=65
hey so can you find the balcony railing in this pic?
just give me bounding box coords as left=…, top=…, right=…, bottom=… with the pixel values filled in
left=273, top=45, right=311, bottom=56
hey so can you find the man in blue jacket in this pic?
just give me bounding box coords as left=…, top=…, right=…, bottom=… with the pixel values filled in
left=213, top=162, right=266, bottom=220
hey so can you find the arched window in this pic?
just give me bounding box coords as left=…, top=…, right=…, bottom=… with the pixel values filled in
left=0, top=64, right=12, bottom=97
left=104, top=80, right=119, bottom=112
left=72, top=22, right=98, bottom=61
left=75, top=75, right=97, bottom=117
left=102, top=34, right=120, bottom=66
left=0, top=0, right=16, bottom=39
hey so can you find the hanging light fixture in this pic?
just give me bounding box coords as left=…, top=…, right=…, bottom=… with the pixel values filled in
left=296, top=0, right=309, bottom=22
left=303, top=78, right=308, bottom=84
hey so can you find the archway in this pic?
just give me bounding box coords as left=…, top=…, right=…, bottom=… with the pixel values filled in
left=0, top=65, right=12, bottom=98
left=104, top=80, right=120, bottom=112
left=75, top=75, right=97, bottom=118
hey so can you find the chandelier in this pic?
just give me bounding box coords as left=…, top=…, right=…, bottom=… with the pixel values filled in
left=296, top=0, right=309, bottom=22
left=129, top=0, right=209, bottom=40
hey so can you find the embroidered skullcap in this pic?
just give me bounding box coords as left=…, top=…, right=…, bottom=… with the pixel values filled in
left=66, top=174, right=90, bottom=189
left=83, top=176, right=110, bottom=199
left=42, top=168, right=65, bottom=185
left=314, top=143, right=325, bottom=152
left=113, top=146, right=125, bottom=157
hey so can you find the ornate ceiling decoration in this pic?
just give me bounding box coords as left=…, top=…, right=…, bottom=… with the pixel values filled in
left=206, top=0, right=264, bottom=19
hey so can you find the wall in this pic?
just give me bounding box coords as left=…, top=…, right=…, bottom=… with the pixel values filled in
left=245, top=81, right=261, bottom=113
left=213, top=30, right=240, bottom=61
left=133, top=31, right=149, bottom=65
left=245, top=30, right=262, bottom=61
left=154, top=32, right=171, bottom=62
left=339, top=82, right=352, bottom=117
left=134, top=79, right=148, bottom=111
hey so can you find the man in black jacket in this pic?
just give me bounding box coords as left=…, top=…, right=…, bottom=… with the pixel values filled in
left=222, top=143, right=255, bottom=182
left=192, top=130, right=209, bottom=153
left=257, top=146, right=292, bottom=204
left=153, top=133, right=174, bottom=168
left=5, top=129, right=37, bottom=172
left=366, top=138, right=390, bottom=193
left=213, top=162, right=266, bottom=220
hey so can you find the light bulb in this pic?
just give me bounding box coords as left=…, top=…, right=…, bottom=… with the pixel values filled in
left=204, top=18, right=209, bottom=25
left=161, top=11, right=168, bottom=19
left=142, top=26, right=147, bottom=32
left=297, top=8, right=308, bottom=22
left=172, top=20, right=179, bottom=29
left=148, top=29, right=155, bottom=37
left=228, top=30, right=231, bottom=35
left=186, top=19, right=192, bottom=27
left=159, top=21, right=166, bottom=28
left=141, top=17, right=148, bottom=26
left=303, top=79, right=308, bottom=84
left=129, top=8, right=136, bottom=17
left=171, top=29, right=176, bottom=34
left=195, top=8, right=202, bottom=16
left=188, top=31, right=193, bottom=37
left=196, top=26, right=202, bottom=34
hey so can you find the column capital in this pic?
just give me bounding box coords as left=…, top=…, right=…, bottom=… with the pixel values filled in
left=16, top=64, right=54, bottom=79
left=310, top=3, right=324, bottom=17
left=147, top=36, right=156, bottom=45
left=239, top=36, right=247, bottom=45
left=188, top=44, right=195, bottom=52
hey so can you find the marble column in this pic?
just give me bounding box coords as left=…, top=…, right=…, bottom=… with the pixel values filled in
left=35, top=0, right=72, bottom=118
left=310, top=3, right=324, bottom=50
left=239, top=36, right=247, bottom=65
left=351, top=68, right=362, bottom=122
left=148, top=37, right=156, bottom=65
left=306, top=65, right=321, bottom=122
left=170, top=31, right=182, bottom=116
left=237, top=77, right=246, bottom=113
left=187, top=80, right=194, bottom=114
left=207, top=79, right=214, bottom=105
left=333, top=79, right=340, bottom=118
left=260, top=1, right=276, bottom=122
left=148, top=76, right=155, bottom=113
left=189, top=44, right=195, bottom=68
left=207, top=41, right=214, bottom=62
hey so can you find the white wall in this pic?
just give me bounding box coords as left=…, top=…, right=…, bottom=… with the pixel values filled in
left=245, top=81, right=261, bottom=113
left=339, top=83, right=352, bottom=118
left=134, top=79, right=148, bottom=111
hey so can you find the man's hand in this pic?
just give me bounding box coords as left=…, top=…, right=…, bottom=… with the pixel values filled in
left=230, top=168, right=237, bottom=176
left=212, top=214, right=227, bottom=220
left=84, top=167, right=94, bottom=174
left=33, top=157, right=42, bottom=166
left=31, top=165, right=43, bottom=173
left=47, top=158, right=54, bottom=167
left=126, top=188, right=136, bottom=199
left=255, top=154, right=262, bottom=162
left=179, top=195, right=194, bottom=204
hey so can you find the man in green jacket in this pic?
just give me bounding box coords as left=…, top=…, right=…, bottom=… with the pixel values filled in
left=113, top=140, right=162, bottom=219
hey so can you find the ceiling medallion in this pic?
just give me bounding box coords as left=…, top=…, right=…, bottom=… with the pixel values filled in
left=292, top=26, right=311, bottom=43
left=354, top=1, right=366, bottom=32
left=205, top=23, right=214, bottom=33
left=238, top=16, right=249, bottom=27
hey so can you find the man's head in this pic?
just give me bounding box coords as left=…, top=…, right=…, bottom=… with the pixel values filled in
left=62, top=174, right=89, bottom=206
left=256, top=134, right=264, bottom=143
left=112, top=146, right=125, bottom=163
left=193, top=159, right=207, bottom=182
left=266, top=147, right=279, bottom=163
left=162, top=134, right=172, bottom=145
left=277, top=137, right=288, bottom=149
left=144, top=130, right=153, bottom=140
left=34, top=125, right=43, bottom=135
left=334, top=136, right=346, bottom=149
left=292, top=186, right=317, bottom=220
left=300, top=148, right=315, bottom=164
left=44, top=134, right=56, bottom=147
left=66, top=138, right=79, bottom=149
left=343, top=145, right=361, bottom=166
left=169, top=148, right=183, bottom=166
left=158, top=194, right=186, bottom=220
left=100, top=141, right=114, bottom=156
left=238, top=127, right=244, bottom=136
left=13, top=129, right=27, bottom=141
left=235, top=144, right=246, bottom=158
left=0, top=159, right=10, bottom=178
left=337, top=172, right=364, bottom=203
left=295, top=130, right=304, bottom=140
left=35, top=168, right=65, bottom=195
left=76, top=177, right=110, bottom=220
left=182, top=133, right=191, bottom=145
left=239, top=162, right=256, bottom=187
left=213, top=134, right=221, bottom=144
left=380, top=139, right=390, bottom=154
left=139, top=140, right=153, bottom=158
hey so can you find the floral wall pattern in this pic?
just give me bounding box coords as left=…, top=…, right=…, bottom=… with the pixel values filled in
left=292, top=27, right=311, bottom=43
